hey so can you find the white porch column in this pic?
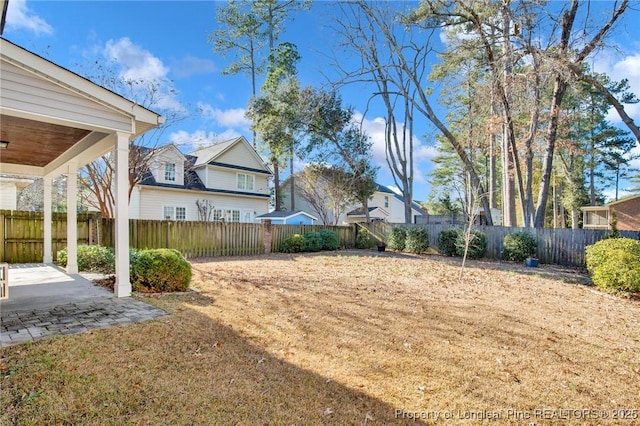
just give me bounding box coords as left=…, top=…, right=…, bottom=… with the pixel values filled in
left=66, top=162, right=78, bottom=274
left=43, top=175, right=53, bottom=264
left=114, top=131, right=131, bottom=297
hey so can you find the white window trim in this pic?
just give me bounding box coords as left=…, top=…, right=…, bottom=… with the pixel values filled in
left=163, top=204, right=188, bottom=221
left=237, top=172, right=255, bottom=191
left=164, top=162, right=176, bottom=182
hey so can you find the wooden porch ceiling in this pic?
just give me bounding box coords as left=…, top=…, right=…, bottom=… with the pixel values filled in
left=0, top=114, right=91, bottom=167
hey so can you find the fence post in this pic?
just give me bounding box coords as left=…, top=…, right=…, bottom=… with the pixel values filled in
left=263, top=219, right=272, bottom=254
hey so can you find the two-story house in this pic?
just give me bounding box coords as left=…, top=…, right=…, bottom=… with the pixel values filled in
left=345, top=183, right=427, bottom=224
left=281, top=176, right=426, bottom=225
left=130, top=136, right=272, bottom=223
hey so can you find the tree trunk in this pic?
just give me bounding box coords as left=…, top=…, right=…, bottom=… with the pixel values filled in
left=502, top=124, right=516, bottom=226
left=534, top=78, right=568, bottom=228
left=290, top=156, right=295, bottom=211
left=489, top=100, right=497, bottom=210
left=273, top=161, right=281, bottom=211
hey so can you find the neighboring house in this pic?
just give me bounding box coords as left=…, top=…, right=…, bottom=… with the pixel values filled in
left=345, top=184, right=427, bottom=224
left=0, top=176, right=33, bottom=210
left=581, top=194, right=640, bottom=231
left=344, top=206, right=389, bottom=224
left=281, top=177, right=427, bottom=225
left=257, top=210, right=318, bottom=225
left=130, top=137, right=272, bottom=223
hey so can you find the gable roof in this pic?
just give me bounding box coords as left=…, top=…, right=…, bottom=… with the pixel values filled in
left=138, top=152, right=269, bottom=198
left=606, top=193, right=640, bottom=207
left=374, top=183, right=427, bottom=216
left=346, top=206, right=389, bottom=217
left=581, top=193, right=640, bottom=211
left=257, top=210, right=318, bottom=221
left=190, top=136, right=271, bottom=174
left=154, top=144, right=187, bottom=162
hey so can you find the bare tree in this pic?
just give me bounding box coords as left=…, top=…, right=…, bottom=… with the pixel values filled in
left=333, top=1, right=494, bottom=225
left=295, top=164, right=362, bottom=225
left=78, top=65, right=187, bottom=218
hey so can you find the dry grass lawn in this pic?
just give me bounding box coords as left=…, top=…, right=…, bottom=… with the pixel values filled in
left=1, top=250, right=639, bottom=425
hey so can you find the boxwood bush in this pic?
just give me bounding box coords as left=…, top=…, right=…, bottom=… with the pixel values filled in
left=585, top=238, right=640, bottom=294
left=355, top=229, right=375, bottom=249
left=456, top=229, right=487, bottom=259
left=387, top=226, right=407, bottom=251
left=57, top=244, right=115, bottom=274
left=437, top=229, right=460, bottom=256
left=502, top=232, right=538, bottom=262
left=280, top=233, right=305, bottom=253
left=131, top=248, right=191, bottom=293
left=405, top=227, right=429, bottom=254
left=302, top=231, right=323, bottom=252
left=319, top=229, right=339, bottom=250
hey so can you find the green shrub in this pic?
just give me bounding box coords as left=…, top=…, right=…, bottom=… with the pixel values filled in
left=456, top=229, right=487, bottom=259
left=131, top=248, right=191, bottom=293
left=585, top=238, right=640, bottom=294
left=319, top=229, right=339, bottom=250
left=355, top=229, right=375, bottom=249
left=388, top=226, right=407, bottom=251
left=437, top=229, right=460, bottom=256
left=57, top=245, right=115, bottom=274
left=280, top=233, right=305, bottom=253
left=405, top=227, right=429, bottom=254
left=303, top=231, right=323, bottom=252
left=502, top=232, right=538, bottom=262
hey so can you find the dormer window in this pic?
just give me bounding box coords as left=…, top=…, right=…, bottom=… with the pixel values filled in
left=164, top=162, right=176, bottom=182
left=237, top=173, right=254, bottom=191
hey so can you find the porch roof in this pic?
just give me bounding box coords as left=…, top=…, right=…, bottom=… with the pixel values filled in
left=0, top=37, right=163, bottom=177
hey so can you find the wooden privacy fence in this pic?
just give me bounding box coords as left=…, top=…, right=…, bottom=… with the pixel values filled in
left=100, top=219, right=265, bottom=257
left=361, top=222, right=640, bottom=267
left=4, top=209, right=637, bottom=266
left=0, top=210, right=95, bottom=263
left=268, top=224, right=355, bottom=252
left=100, top=219, right=356, bottom=258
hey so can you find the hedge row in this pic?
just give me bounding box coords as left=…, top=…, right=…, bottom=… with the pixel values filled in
left=279, top=230, right=340, bottom=253
left=434, top=228, right=487, bottom=259
left=58, top=245, right=191, bottom=292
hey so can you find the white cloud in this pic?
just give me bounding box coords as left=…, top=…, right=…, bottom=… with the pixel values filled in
left=101, top=37, right=184, bottom=113
left=170, top=55, right=217, bottom=78
left=355, top=112, right=440, bottom=183
left=167, top=129, right=242, bottom=152
left=198, top=103, right=251, bottom=128
left=104, top=37, right=168, bottom=82
left=6, top=0, right=53, bottom=35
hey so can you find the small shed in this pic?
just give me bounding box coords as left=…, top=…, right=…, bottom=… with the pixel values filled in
left=257, top=210, right=318, bottom=225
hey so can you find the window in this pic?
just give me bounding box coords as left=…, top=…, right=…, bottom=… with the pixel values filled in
left=224, top=209, right=241, bottom=222
left=163, top=206, right=174, bottom=220
left=384, top=196, right=389, bottom=208
left=163, top=206, right=186, bottom=221
left=164, top=162, right=176, bottom=182
left=237, top=173, right=254, bottom=191
left=176, top=207, right=186, bottom=221
left=213, top=209, right=223, bottom=221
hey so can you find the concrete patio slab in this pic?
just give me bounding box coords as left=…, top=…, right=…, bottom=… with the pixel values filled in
left=0, top=264, right=167, bottom=347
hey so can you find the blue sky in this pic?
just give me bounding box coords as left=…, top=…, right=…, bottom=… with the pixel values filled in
left=3, top=0, right=640, bottom=203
